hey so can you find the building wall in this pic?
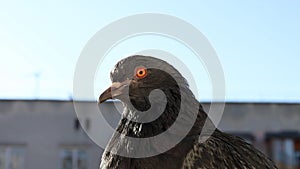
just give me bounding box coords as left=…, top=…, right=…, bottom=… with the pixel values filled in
left=217, top=103, right=300, bottom=134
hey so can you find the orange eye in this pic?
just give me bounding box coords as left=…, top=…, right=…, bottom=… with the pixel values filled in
left=135, top=67, right=147, bottom=79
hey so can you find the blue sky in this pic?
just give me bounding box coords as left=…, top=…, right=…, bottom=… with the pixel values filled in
left=0, top=1, right=299, bottom=102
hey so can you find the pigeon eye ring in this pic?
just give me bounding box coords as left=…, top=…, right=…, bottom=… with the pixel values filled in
left=135, top=67, right=147, bottom=79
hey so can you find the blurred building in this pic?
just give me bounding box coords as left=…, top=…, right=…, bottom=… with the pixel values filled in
left=0, top=100, right=102, bottom=169
left=0, top=100, right=300, bottom=169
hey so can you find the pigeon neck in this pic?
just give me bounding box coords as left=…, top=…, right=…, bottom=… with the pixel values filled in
left=102, top=88, right=209, bottom=168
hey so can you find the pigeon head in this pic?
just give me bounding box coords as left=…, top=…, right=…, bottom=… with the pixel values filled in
left=99, top=55, right=190, bottom=112
left=98, top=55, right=206, bottom=141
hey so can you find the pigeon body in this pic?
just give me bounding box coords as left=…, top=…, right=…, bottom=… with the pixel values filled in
left=98, top=55, right=277, bottom=169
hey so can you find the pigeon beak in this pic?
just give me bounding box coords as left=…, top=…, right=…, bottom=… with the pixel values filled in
left=98, top=79, right=131, bottom=104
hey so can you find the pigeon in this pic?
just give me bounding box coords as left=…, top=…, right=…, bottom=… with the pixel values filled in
left=98, top=55, right=277, bottom=169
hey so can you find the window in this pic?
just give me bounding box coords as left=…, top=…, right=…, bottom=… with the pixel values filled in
left=74, top=118, right=80, bottom=131
left=0, top=146, right=24, bottom=169
left=74, top=118, right=91, bottom=131
left=60, top=149, right=87, bottom=169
